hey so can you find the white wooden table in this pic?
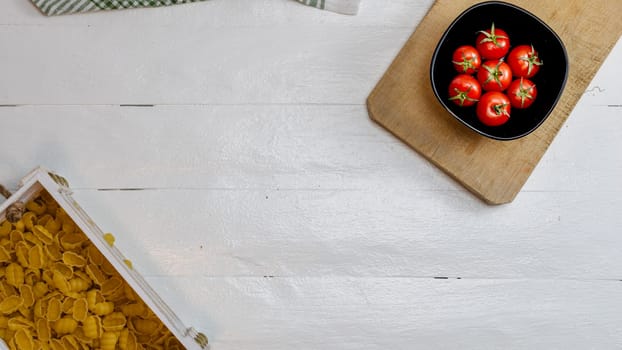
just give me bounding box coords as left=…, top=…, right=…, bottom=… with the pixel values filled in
left=1, top=1, right=622, bottom=349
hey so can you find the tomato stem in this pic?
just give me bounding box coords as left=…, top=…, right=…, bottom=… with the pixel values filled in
left=515, top=78, right=535, bottom=108
left=520, top=44, right=544, bottom=76
left=482, top=60, right=506, bottom=88
left=452, top=52, right=477, bottom=73
left=448, top=86, right=478, bottom=106
left=478, top=22, right=508, bottom=47
left=493, top=102, right=510, bottom=117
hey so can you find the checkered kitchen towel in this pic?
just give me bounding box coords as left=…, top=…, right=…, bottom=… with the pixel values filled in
left=31, top=0, right=361, bottom=16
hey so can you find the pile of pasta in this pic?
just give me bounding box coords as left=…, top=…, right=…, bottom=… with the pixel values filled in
left=0, top=191, right=185, bottom=350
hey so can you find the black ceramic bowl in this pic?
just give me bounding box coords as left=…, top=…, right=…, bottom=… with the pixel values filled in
left=430, top=1, right=568, bottom=141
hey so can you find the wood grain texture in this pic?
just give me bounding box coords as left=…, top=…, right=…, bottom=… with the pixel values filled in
left=147, top=277, right=622, bottom=350
left=70, top=189, right=622, bottom=279
left=367, top=0, right=622, bottom=204
left=0, top=0, right=431, bottom=105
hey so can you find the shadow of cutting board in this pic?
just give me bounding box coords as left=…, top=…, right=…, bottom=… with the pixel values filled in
left=367, top=0, right=622, bottom=205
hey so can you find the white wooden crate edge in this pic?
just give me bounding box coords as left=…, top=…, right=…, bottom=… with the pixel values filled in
left=0, top=167, right=208, bottom=350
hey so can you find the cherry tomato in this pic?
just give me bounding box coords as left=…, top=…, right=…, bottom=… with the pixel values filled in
left=507, top=44, right=543, bottom=78
left=475, top=23, right=510, bottom=60
left=448, top=74, right=482, bottom=107
left=477, top=60, right=512, bottom=92
left=476, top=91, right=511, bottom=126
left=506, top=77, right=537, bottom=109
left=452, top=45, right=481, bottom=74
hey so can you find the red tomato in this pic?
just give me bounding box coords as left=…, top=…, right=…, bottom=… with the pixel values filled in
left=477, top=60, right=512, bottom=92
left=452, top=45, right=481, bottom=74
left=507, top=44, right=543, bottom=78
left=475, top=23, right=510, bottom=60
left=448, top=74, right=482, bottom=107
left=506, top=78, right=537, bottom=109
left=476, top=91, right=511, bottom=126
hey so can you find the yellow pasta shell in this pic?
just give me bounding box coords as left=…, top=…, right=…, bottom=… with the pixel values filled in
left=72, top=298, right=88, bottom=322
left=129, top=332, right=143, bottom=350
left=92, top=302, right=115, bottom=316
left=72, top=326, right=93, bottom=346
left=41, top=270, right=55, bottom=286
left=83, top=315, right=103, bottom=339
left=32, top=225, right=54, bottom=245
left=53, top=262, right=74, bottom=279
left=0, top=295, right=24, bottom=314
left=85, top=264, right=106, bottom=286
left=44, top=243, right=63, bottom=262
left=0, top=245, right=11, bottom=263
left=86, top=289, right=104, bottom=308
left=131, top=318, right=161, bottom=335
left=21, top=212, right=37, bottom=231
left=119, top=303, right=146, bottom=317
left=1, top=280, right=18, bottom=297
left=35, top=318, right=51, bottom=341
left=62, top=297, right=75, bottom=314
left=33, top=299, right=45, bottom=319
left=23, top=232, right=43, bottom=246
left=60, top=233, right=85, bottom=251
left=62, top=219, right=76, bottom=234
left=46, top=296, right=62, bottom=321
left=32, top=281, right=49, bottom=299
left=15, top=241, right=30, bottom=268
left=72, top=270, right=91, bottom=284
left=151, top=329, right=173, bottom=345
left=52, top=270, right=71, bottom=294
left=61, top=334, right=81, bottom=350
left=17, top=305, right=32, bottom=319
left=101, top=276, right=123, bottom=297
left=7, top=316, right=34, bottom=331
left=100, top=259, right=118, bottom=276
left=68, top=277, right=91, bottom=293
left=85, top=245, right=104, bottom=266
left=167, top=341, right=184, bottom=350
left=10, top=229, right=25, bottom=243
left=49, top=338, right=65, bottom=350
left=103, top=233, right=115, bottom=247
left=53, top=316, right=78, bottom=335
left=14, top=218, right=26, bottom=232
left=26, top=199, right=47, bottom=216
left=14, top=328, right=35, bottom=350
left=100, top=331, right=119, bottom=350
left=62, top=251, right=87, bottom=267
left=23, top=268, right=41, bottom=286
left=19, top=284, right=35, bottom=308
left=118, top=328, right=130, bottom=350
left=36, top=213, right=53, bottom=227
left=0, top=220, right=11, bottom=236
left=44, top=217, right=62, bottom=235
left=28, top=245, right=47, bottom=270
left=102, top=312, right=127, bottom=332
left=44, top=198, right=59, bottom=216
left=53, top=206, right=66, bottom=219
left=6, top=263, right=25, bottom=287
left=143, top=344, right=163, bottom=350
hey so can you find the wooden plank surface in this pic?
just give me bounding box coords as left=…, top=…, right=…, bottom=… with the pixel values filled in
left=1, top=0, right=622, bottom=348
left=367, top=0, right=622, bottom=204
left=149, top=277, right=622, bottom=350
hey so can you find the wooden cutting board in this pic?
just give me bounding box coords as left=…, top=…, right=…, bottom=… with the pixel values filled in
left=367, top=0, right=622, bottom=204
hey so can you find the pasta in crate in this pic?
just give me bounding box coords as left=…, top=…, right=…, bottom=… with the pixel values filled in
left=0, top=168, right=208, bottom=350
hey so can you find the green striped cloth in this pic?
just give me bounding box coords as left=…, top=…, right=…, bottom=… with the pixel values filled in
left=30, top=0, right=360, bottom=16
